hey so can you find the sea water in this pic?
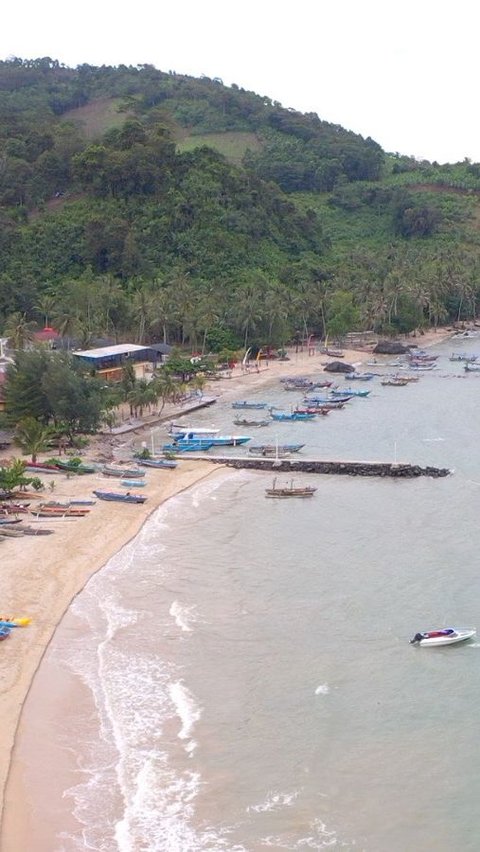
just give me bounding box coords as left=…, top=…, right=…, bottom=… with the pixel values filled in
left=11, top=340, right=480, bottom=851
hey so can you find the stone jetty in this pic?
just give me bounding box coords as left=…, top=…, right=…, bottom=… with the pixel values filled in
left=196, top=456, right=451, bottom=478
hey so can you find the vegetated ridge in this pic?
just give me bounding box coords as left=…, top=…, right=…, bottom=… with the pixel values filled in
left=1, top=56, right=480, bottom=352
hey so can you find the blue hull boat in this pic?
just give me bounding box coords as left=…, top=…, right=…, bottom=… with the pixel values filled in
left=270, top=412, right=315, bottom=421
left=331, top=387, right=370, bottom=397
left=163, top=441, right=214, bottom=452
left=120, top=480, right=147, bottom=488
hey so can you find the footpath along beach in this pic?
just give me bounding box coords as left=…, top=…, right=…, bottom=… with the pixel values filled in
left=0, top=330, right=454, bottom=844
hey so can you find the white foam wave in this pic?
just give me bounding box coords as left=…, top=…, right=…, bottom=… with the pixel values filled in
left=421, top=437, right=445, bottom=442
left=315, top=683, right=330, bottom=695
left=248, top=790, right=299, bottom=813
left=170, top=600, right=198, bottom=632
left=169, top=680, right=202, bottom=742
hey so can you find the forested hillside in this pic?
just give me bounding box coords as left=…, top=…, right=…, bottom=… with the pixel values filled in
left=1, top=56, right=480, bottom=350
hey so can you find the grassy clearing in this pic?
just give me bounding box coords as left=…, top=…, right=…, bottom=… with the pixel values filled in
left=63, top=98, right=131, bottom=139
left=176, top=131, right=263, bottom=164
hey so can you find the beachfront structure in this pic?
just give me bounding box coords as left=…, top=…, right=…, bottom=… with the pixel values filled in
left=72, top=344, right=157, bottom=382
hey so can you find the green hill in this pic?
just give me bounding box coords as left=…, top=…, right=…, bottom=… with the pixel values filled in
left=1, top=57, right=480, bottom=348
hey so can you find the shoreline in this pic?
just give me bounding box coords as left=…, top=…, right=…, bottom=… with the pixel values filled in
left=0, top=329, right=455, bottom=845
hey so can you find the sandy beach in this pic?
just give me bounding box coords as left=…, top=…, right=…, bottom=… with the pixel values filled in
left=0, top=329, right=455, bottom=846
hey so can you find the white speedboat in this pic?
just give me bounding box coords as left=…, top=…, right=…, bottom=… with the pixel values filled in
left=168, top=423, right=219, bottom=438
left=410, top=628, right=476, bottom=647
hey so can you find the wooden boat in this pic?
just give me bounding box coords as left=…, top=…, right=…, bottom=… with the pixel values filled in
left=250, top=447, right=292, bottom=458
left=233, top=418, right=270, bottom=427
left=0, top=503, right=29, bottom=513
left=265, top=479, right=317, bottom=498
left=249, top=443, right=304, bottom=454
left=31, top=507, right=89, bottom=518
left=93, top=490, right=147, bottom=504
left=324, top=348, right=344, bottom=357
left=168, top=424, right=219, bottom=438
left=331, top=387, right=370, bottom=397
left=120, top=479, right=146, bottom=488
left=0, top=626, right=11, bottom=640
left=450, top=352, right=478, bottom=362
left=9, top=525, right=53, bottom=535
left=410, top=628, right=476, bottom=647
left=294, top=406, right=330, bottom=416
left=381, top=378, right=409, bottom=386
left=163, top=441, right=214, bottom=453
left=137, top=458, right=178, bottom=469
left=270, top=411, right=315, bottom=421
left=0, top=526, right=25, bottom=536
left=176, top=431, right=251, bottom=446
left=344, top=372, right=375, bottom=381
left=102, top=465, right=146, bottom=478
left=0, top=616, right=31, bottom=627
left=231, top=401, right=268, bottom=409
left=55, top=460, right=97, bottom=474
left=0, top=517, right=22, bottom=525
left=304, top=395, right=352, bottom=405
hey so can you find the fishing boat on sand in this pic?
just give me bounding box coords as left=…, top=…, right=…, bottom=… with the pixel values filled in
left=137, top=458, right=178, bottom=469
left=410, top=628, right=476, bottom=647
left=265, top=478, right=317, bottom=498
left=102, top=464, right=146, bottom=478
left=93, top=490, right=147, bottom=504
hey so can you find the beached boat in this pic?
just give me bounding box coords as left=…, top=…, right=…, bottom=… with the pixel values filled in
left=93, top=490, right=147, bottom=504
left=55, top=460, right=97, bottom=474
left=25, top=462, right=63, bottom=474
left=4, top=524, right=53, bottom=535
left=137, top=458, right=178, bottom=469
left=121, top=480, right=146, bottom=488
left=270, top=411, right=315, bottom=421
left=410, top=628, right=476, bottom=647
left=231, top=401, right=268, bottom=409
left=0, top=517, right=22, bottom=525
left=0, top=616, right=31, bottom=627
left=31, top=505, right=90, bottom=517
left=265, top=479, right=317, bottom=498
left=0, top=626, right=11, bottom=640
left=102, top=465, right=146, bottom=478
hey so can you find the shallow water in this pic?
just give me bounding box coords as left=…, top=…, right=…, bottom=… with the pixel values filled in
left=12, top=340, right=480, bottom=851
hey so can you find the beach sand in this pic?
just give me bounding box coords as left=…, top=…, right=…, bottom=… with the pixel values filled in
left=0, top=330, right=455, bottom=847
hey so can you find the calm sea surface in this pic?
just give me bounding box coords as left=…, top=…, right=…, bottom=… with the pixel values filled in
left=13, top=339, right=480, bottom=851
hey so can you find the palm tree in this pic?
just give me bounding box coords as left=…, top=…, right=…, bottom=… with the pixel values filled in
left=3, top=313, right=37, bottom=351
left=34, top=294, right=57, bottom=328
left=13, top=417, right=53, bottom=462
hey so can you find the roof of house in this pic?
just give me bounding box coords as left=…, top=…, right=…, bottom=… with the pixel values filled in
left=72, top=344, right=150, bottom=359
left=148, top=343, right=172, bottom=354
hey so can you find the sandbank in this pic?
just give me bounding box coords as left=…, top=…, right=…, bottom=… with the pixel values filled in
left=0, top=330, right=455, bottom=845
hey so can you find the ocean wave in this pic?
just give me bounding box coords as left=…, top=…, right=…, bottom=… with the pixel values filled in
left=170, top=600, right=199, bottom=632
left=248, top=790, right=299, bottom=813
left=315, top=683, right=330, bottom=695
left=169, top=679, right=202, bottom=744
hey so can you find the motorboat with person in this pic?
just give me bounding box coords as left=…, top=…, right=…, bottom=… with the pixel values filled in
left=410, top=628, right=476, bottom=647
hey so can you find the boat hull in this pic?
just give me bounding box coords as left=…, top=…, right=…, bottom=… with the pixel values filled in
left=411, top=628, right=476, bottom=647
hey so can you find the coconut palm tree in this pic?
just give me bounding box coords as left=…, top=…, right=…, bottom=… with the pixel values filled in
left=3, top=313, right=37, bottom=351
left=13, top=416, right=53, bottom=462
